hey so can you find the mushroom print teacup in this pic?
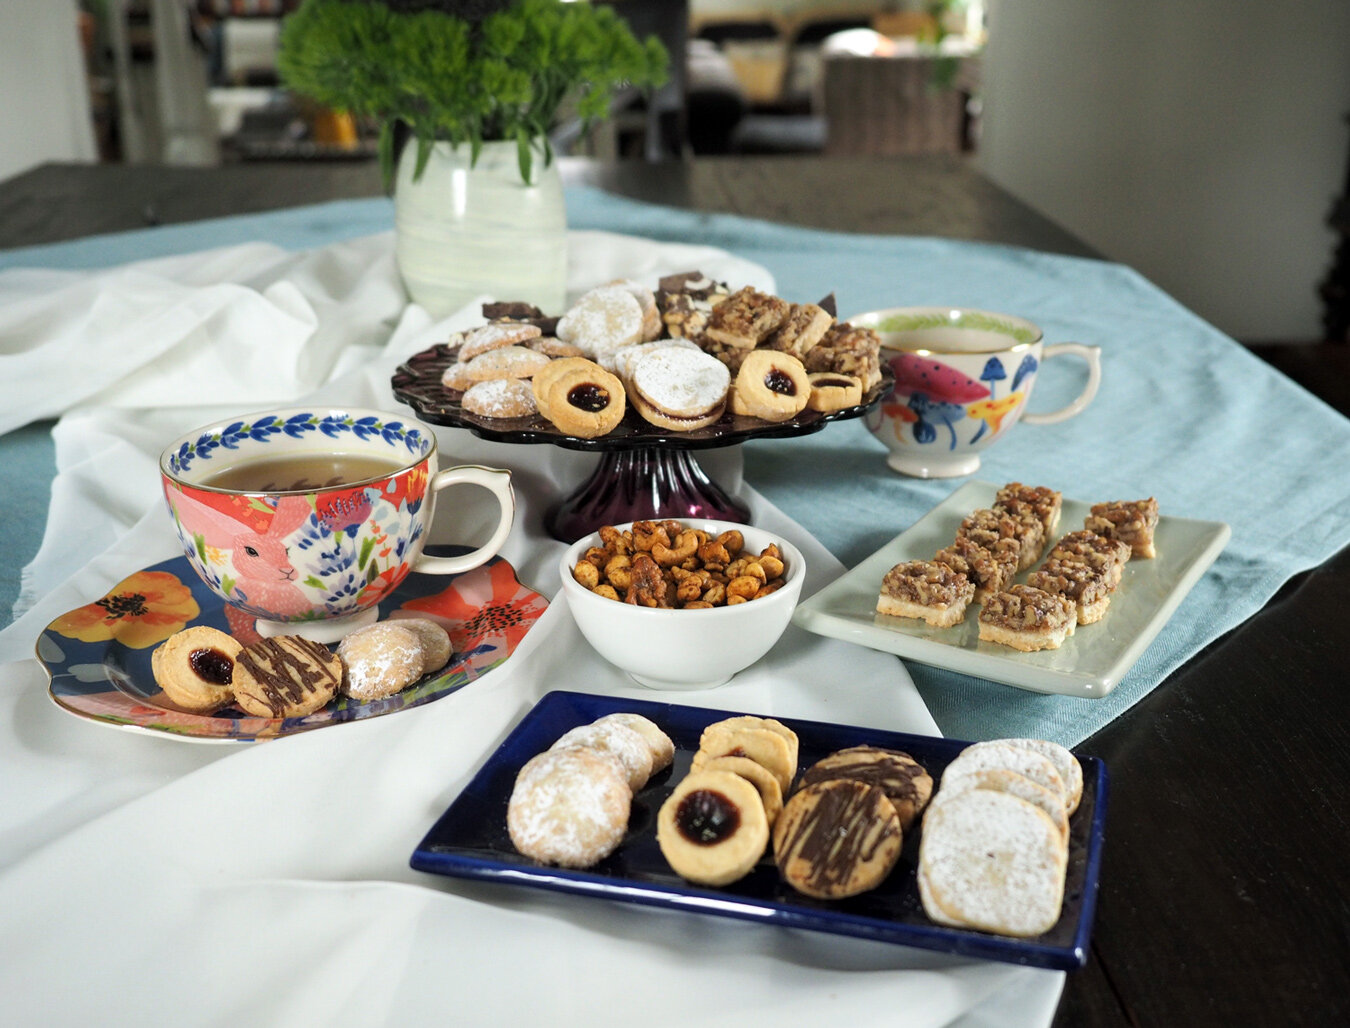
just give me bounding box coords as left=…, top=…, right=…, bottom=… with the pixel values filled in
left=855, top=307, right=1102, bottom=478
left=161, top=407, right=515, bottom=642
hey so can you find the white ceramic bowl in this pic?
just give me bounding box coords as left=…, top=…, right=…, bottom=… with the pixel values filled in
left=559, top=519, right=805, bottom=690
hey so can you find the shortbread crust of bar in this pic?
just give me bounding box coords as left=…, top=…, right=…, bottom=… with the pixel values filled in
left=958, top=507, right=1046, bottom=571
left=977, top=585, right=1077, bottom=652
left=934, top=535, right=1019, bottom=603
left=878, top=560, right=976, bottom=627
left=1084, top=498, right=1160, bottom=559
left=1047, top=530, right=1132, bottom=591
left=993, top=482, right=1063, bottom=537
left=1026, top=557, right=1112, bottom=625
left=702, top=286, right=790, bottom=349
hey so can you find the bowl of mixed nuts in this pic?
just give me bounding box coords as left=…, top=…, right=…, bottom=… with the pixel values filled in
left=558, top=518, right=806, bottom=690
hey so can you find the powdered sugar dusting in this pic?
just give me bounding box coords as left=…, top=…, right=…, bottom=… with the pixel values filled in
left=632, top=347, right=730, bottom=414
left=507, top=750, right=631, bottom=868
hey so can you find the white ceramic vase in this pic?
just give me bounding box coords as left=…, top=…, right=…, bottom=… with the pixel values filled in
left=393, top=138, right=567, bottom=318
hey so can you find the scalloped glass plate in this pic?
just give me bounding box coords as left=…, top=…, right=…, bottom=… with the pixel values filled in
left=792, top=481, right=1231, bottom=697
left=411, top=690, right=1108, bottom=970
left=38, top=548, right=548, bottom=743
left=390, top=343, right=888, bottom=451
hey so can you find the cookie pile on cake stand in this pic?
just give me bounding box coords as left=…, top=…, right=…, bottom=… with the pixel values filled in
left=392, top=345, right=890, bottom=542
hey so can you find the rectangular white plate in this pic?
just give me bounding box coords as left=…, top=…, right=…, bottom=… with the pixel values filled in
left=792, top=481, right=1231, bottom=697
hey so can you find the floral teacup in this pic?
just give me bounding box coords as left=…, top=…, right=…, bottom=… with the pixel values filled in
left=160, top=407, right=514, bottom=642
left=856, top=307, right=1102, bottom=477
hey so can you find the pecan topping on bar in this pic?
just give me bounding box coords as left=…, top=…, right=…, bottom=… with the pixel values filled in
left=993, top=482, right=1063, bottom=535
left=934, top=535, right=1018, bottom=597
left=880, top=560, right=971, bottom=607
left=958, top=507, right=1046, bottom=571
left=979, top=585, right=1076, bottom=630
left=803, top=323, right=882, bottom=389
left=1085, top=498, right=1159, bottom=558
left=702, top=286, right=791, bottom=349
left=1027, top=557, right=1109, bottom=605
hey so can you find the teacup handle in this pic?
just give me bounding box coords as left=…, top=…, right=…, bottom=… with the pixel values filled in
left=1020, top=343, right=1102, bottom=425
left=411, top=465, right=515, bottom=575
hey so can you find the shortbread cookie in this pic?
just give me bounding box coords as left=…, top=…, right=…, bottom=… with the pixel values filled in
left=797, top=745, right=933, bottom=830
left=930, top=768, right=1069, bottom=842
left=698, top=755, right=785, bottom=828
left=592, top=712, right=675, bottom=775
left=458, top=321, right=542, bottom=361
left=532, top=357, right=626, bottom=438
left=556, top=284, right=644, bottom=363
left=440, top=360, right=476, bottom=393
left=461, top=344, right=551, bottom=382
left=941, top=740, right=1068, bottom=803
left=628, top=346, right=730, bottom=432
left=1085, top=498, right=1160, bottom=559
left=694, top=725, right=794, bottom=794
left=877, top=560, right=976, bottom=628
left=151, top=625, right=241, bottom=713
left=729, top=349, right=811, bottom=421
left=551, top=720, right=655, bottom=792
left=1046, top=530, right=1132, bottom=591
left=918, top=788, right=1067, bottom=937
left=994, top=482, right=1063, bottom=536
left=806, top=372, right=863, bottom=412
left=934, top=535, right=1020, bottom=603
left=460, top=377, right=538, bottom=419
left=803, top=323, right=883, bottom=390
left=978, top=585, right=1077, bottom=652
left=1027, top=557, right=1112, bottom=625
left=993, top=738, right=1083, bottom=815
left=657, top=769, right=770, bottom=886
left=232, top=635, right=343, bottom=717
left=388, top=616, right=452, bottom=676
left=765, top=302, right=833, bottom=358
left=700, top=715, right=799, bottom=772
left=774, top=779, right=903, bottom=900
left=337, top=621, right=425, bottom=701
left=508, top=748, right=632, bottom=869
left=702, top=286, right=790, bottom=349
left=958, top=507, right=1046, bottom=572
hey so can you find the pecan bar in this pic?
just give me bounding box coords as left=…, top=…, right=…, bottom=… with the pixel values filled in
left=957, top=507, right=1046, bottom=572
left=877, top=560, right=976, bottom=627
left=803, top=322, right=882, bottom=390
left=933, top=535, right=1019, bottom=603
left=1027, top=557, right=1112, bottom=624
left=1084, top=498, right=1160, bottom=559
left=764, top=302, right=833, bottom=359
left=993, top=482, right=1063, bottom=536
left=1048, top=530, right=1132, bottom=590
left=702, top=286, right=790, bottom=349
left=977, top=585, right=1077, bottom=652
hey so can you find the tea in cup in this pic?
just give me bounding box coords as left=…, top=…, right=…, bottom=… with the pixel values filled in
left=160, top=407, right=514, bottom=642
left=855, top=307, right=1102, bottom=477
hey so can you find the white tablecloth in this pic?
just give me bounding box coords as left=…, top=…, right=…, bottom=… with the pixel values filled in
left=0, top=230, right=1063, bottom=1026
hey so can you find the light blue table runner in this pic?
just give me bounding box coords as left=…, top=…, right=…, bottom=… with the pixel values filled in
left=4, top=186, right=1348, bottom=747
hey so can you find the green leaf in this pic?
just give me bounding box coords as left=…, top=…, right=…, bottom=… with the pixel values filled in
left=358, top=536, right=376, bottom=569
left=516, top=129, right=533, bottom=185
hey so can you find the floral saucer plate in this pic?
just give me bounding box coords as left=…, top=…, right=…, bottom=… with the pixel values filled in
left=38, top=547, right=548, bottom=743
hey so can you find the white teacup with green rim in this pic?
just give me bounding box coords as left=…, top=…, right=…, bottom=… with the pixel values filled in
left=855, top=306, right=1102, bottom=478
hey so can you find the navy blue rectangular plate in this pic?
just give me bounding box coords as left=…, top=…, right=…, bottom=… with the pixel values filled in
left=411, top=690, right=1108, bottom=970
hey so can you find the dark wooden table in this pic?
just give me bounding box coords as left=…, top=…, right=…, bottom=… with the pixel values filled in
left=3, top=156, right=1346, bottom=1026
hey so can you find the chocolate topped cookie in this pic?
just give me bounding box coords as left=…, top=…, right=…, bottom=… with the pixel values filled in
left=797, top=745, right=933, bottom=830
left=231, top=635, right=343, bottom=718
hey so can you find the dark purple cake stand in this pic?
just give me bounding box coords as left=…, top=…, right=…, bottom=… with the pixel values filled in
left=391, top=343, right=887, bottom=542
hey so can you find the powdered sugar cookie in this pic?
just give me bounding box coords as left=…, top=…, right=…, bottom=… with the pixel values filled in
left=461, top=377, right=538, bottom=419
left=929, top=767, right=1069, bottom=842
left=556, top=284, right=644, bottom=362
left=592, top=712, right=675, bottom=775
left=508, top=748, right=632, bottom=869
left=525, top=337, right=585, bottom=358
left=387, top=616, right=452, bottom=676
left=607, top=278, right=663, bottom=341
left=337, top=621, right=425, bottom=701
left=987, top=738, right=1084, bottom=816
left=918, top=788, right=1068, bottom=937
left=462, top=344, right=551, bottom=382
left=458, top=321, right=542, bottom=361
left=551, top=720, right=655, bottom=792
left=941, top=740, right=1068, bottom=804
left=628, top=346, right=730, bottom=432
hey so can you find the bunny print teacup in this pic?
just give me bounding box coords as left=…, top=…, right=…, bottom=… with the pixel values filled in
left=160, top=407, right=514, bottom=642
left=855, top=307, right=1102, bottom=478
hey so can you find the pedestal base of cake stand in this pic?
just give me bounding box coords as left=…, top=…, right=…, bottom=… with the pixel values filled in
left=545, top=447, right=751, bottom=542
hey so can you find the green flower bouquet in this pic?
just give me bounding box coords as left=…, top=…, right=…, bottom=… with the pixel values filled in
left=277, top=0, right=669, bottom=184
